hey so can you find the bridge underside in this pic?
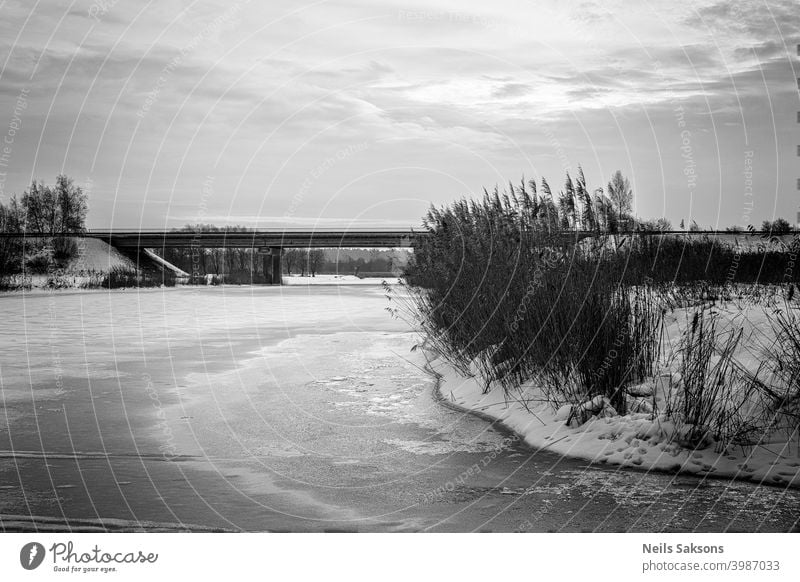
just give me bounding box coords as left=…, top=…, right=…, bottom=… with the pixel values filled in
left=92, top=230, right=417, bottom=250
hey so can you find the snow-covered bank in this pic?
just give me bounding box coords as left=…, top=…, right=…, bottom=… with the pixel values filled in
left=429, top=300, right=800, bottom=489
left=435, top=363, right=800, bottom=487
left=0, top=237, right=187, bottom=290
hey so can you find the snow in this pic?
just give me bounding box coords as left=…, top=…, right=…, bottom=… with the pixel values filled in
left=431, top=297, right=800, bottom=489
left=283, top=274, right=401, bottom=285
left=67, top=237, right=136, bottom=272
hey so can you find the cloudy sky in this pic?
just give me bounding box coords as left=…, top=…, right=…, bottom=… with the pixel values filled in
left=0, top=0, right=798, bottom=229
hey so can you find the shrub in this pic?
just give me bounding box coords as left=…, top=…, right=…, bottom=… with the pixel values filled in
left=101, top=267, right=140, bottom=288
left=99, top=266, right=176, bottom=288
left=25, top=250, right=52, bottom=274
left=607, top=232, right=800, bottom=286
left=51, top=236, right=78, bottom=266
left=403, top=183, right=665, bottom=412
left=485, top=265, right=665, bottom=413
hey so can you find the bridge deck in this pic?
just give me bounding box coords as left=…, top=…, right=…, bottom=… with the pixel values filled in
left=81, top=230, right=418, bottom=249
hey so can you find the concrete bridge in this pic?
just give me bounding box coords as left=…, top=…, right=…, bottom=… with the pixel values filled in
left=87, top=229, right=420, bottom=284
left=0, top=228, right=422, bottom=284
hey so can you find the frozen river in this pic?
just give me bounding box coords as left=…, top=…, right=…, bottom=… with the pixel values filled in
left=1, top=284, right=799, bottom=532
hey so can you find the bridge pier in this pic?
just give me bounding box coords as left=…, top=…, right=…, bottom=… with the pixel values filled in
left=269, top=247, right=282, bottom=285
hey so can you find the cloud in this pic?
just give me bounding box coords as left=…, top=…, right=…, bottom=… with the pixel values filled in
left=691, top=0, right=800, bottom=38
left=492, top=82, right=531, bottom=98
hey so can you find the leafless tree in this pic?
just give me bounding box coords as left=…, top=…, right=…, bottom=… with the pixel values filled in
left=607, top=170, right=632, bottom=218
left=283, top=249, right=303, bottom=275
left=307, top=249, right=325, bottom=277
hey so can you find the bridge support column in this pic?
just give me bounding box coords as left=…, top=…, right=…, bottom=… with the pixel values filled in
left=269, top=247, right=282, bottom=285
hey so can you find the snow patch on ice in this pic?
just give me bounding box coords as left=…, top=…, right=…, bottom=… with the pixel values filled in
left=383, top=438, right=505, bottom=456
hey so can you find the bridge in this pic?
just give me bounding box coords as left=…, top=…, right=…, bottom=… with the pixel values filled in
left=92, top=229, right=418, bottom=285
left=90, top=229, right=421, bottom=284
left=0, top=228, right=423, bottom=285
left=83, top=229, right=420, bottom=250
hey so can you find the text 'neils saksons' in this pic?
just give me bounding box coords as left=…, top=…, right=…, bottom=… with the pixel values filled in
left=643, top=543, right=724, bottom=554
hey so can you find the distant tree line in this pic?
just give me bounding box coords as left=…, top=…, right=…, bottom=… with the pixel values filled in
left=156, top=225, right=409, bottom=282
left=760, top=218, right=794, bottom=235
left=283, top=248, right=407, bottom=277
left=713, top=218, right=794, bottom=234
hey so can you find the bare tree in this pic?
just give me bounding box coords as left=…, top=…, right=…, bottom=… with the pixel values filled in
left=11, top=175, right=89, bottom=266
left=19, top=175, right=87, bottom=235
left=53, top=174, right=88, bottom=233
left=307, top=249, right=325, bottom=277
left=283, top=249, right=303, bottom=275
left=607, top=170, right=632, bottom=218
left=0, top=198, right=23, bottom=275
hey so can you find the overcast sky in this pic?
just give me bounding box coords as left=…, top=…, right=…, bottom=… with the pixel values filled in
left=0, top=0, right=798, bottom=229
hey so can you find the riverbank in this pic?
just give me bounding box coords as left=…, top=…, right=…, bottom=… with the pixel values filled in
left=0, top=237, right=186, bottom=291
left=430, top=355, right=800, bottom=490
